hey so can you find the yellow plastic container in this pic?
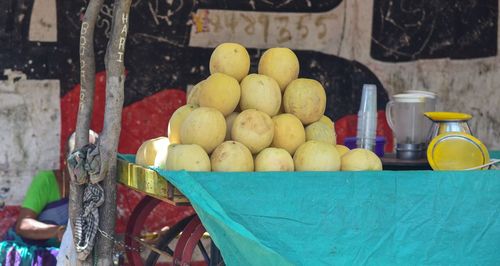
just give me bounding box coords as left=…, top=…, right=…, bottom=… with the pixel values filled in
left=427, top=132, right=490, bottom=170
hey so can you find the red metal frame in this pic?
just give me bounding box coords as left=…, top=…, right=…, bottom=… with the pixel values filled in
left=173, top=215, right=202, bottom=265
left=124, top=196, right=209, bottom=265
left=180, top=219, right=207, bottom=265
left=125, top=195, right=162, bottom=266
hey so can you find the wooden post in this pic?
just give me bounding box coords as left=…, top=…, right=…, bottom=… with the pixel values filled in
left=74, top=0, right=104, bottom=265
left=95, top=0, right=132, bottom=264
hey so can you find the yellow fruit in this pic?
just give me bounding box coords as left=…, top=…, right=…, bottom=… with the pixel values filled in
left=293, top=140, right=340, bottom=171
left=167, top=104, right=198, bottom=144
left=166, top=144, right=211, bottom=171
left=305, top=121, right=336, bottom=145
left=231, top=109, right=274, bottom=154
left=283, top=78, right=326, bottom=125
left=271, top=114, right=305, bottom=155
left=255, top=147, right=294, bottom=171
left=211, top=141, right=254, bottom=172
left=341, top=148, right=382, bottom=171
left=240, top=74, right=281, bottom=116
left=209, top=43, right=250, bottom=82
left=258, top=47, right=299, bottom=91
left=224, top=112, right=239, bottom=140
left=318, top=115, right=335, bottom=132
left=199, top=73, right=241, bottom=116
left=180, top=107, right=226, bottom=153
left=336, top=145, right=350, bottom=157
left=187, top=80, right=204, bottom=105
left=135, top=137, right=170, bottom=169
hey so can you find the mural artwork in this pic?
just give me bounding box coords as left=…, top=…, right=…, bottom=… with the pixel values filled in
left=0, top=0, right=498, bottom=237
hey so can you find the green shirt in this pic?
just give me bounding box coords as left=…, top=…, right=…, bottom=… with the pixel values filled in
left=21, top=171, right=61, bottom=214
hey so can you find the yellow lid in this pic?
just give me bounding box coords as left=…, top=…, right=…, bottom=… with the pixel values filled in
left=424, top=112, right=472, bottom=122
left=427, top=132, right=490, bottom=170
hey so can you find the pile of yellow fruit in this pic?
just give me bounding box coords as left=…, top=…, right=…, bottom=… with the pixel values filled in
left=136, top=43, right=382, bottom=172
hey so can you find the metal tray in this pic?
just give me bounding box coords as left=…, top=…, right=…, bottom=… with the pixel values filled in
left=117, top=158, right=190, bottom=206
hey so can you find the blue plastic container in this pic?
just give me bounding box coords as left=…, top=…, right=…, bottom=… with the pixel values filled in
left=344, top=136, right=386, bottom=157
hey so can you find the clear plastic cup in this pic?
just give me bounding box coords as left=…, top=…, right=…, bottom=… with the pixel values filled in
left=357, top=112, right=377, bottom=150
left=356, top=85, right=377, bottom=150
left=359, top=84, right=377, bottom=113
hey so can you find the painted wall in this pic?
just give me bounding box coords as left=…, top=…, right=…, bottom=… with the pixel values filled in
left=1, top=0, right=499, bottom=234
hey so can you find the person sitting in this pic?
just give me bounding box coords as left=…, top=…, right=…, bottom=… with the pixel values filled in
left=0, top=130, right=98, bottom=265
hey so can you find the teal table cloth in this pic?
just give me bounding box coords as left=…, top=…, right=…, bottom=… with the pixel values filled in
left=123, top=153, right=500, bottom=265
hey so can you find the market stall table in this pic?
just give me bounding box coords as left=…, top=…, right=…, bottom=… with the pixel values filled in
left=118, top=152, right=500, bottom=265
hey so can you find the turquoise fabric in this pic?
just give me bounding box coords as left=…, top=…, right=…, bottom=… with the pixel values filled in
left=120, top=154, right=500, bottom=265
left=0, top=228, right=59, bottom=265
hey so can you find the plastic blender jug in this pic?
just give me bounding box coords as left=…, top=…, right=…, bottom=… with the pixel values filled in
left=404, top=90, right=437, bottom=131
left=386, top=94, right=428, bottom=159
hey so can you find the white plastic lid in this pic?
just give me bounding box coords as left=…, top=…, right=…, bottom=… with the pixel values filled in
left=404, top=90, right=437, bottom=99
left=392, top=93, right=426, bottom=103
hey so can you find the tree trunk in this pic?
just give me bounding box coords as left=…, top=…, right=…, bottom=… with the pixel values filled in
left=74, top=0, right=104, bottom=265
left=95, top=0, right=132, bottom=264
